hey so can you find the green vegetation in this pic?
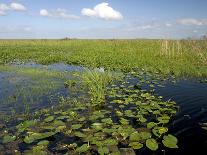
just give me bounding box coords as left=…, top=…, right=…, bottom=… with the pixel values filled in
left=0, top=39, right=206, bottom=77
left=0, top=39, right=206, bottom=154
left=0, top=70, right=179, bottom=154
left=0, top=65, right=71, bottom=118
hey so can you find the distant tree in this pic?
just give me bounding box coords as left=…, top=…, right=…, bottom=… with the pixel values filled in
left=201, top=34, right=207, bottom=40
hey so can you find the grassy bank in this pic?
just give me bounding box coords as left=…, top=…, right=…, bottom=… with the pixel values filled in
left=0, top=39, right=206, bottom=77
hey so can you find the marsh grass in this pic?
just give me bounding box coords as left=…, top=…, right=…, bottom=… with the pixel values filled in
left=0, top=39, right=206, bottom=77
left=81, top=69, right=113, bottom=108
left=0, top=66, right=70, bottom=116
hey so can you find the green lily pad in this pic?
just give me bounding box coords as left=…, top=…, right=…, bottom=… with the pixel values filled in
left=91, top=123, right=103, bottom=131
left=157, top=116, right=170, bottom=124
left=71, top=124, right=83, bottom=130
left=101, top=118, right=113, bottom=125
left=44, top=116, right=54, bottom=122
left=103, top=138, right=118, bottom=146
left=129, top=142, right=143, bottom=150
left=146, top=138, right=158, bottom=151
left=16, top=120, right=38, bottom=133
left=24, top=132, right=56, bottom=144
left=2, top=135, right=16, bottom=143
left=129, top=132, right=141, bottom=142
left=120, top=118, right=129, bottom=125
left=37, top=140, right=49, bottom=146
left=74, top=131, right=87, bottom=138
left=139, top=132, right=151, bottom=140
left=162, top=134, right=178, bottom=148
left=98, top=146, right=109, bottom=155
left=76, top=144, right=89, bottom=153
left=53, top=120, right=65, bottom=126
left=147, top=122, right=157, bottom=129
left=152, top=127, right=168, bottom=137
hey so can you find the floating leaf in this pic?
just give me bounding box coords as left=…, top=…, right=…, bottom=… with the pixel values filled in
left=146, top=138, right=158, bottom=151
left=16, top=120, right=37, bottom=133
left=147, top=122, right=157, bottom=129
left=44, top=116, right=54, bottom=122
left=37, top=140, right=49, bottom=146
left=98, top=146, right=109, bottom=155
left=104, top=128, right=117, bottom=134
left=129, top=142, right=143, bottom=150
left=91, top=123, right=103, bottom=131
left=53, top=120, right=65, bottom=126
left=129, top=132, right=140, bottom=142
left=2, top=135, right=16, bottom=144
left=152, top=127, right=168, bottom=137
left=120, top=118, right=129, bottom=125
left=157, top=116, right=170, bottom=124
left=76, top=144, right=89, bottom=153
left=24, top=132, right=56, bottom=144
left=103, top=139, right=118, bottom=146
left=74, top=131, right=87, bottom=138
left=101, top=118, right=113, bottom=125
left=162, top=134, right=178, bottom=148
left=139, top=132, right=151, bottom=140
left=72, top=124, right=83, bottom=130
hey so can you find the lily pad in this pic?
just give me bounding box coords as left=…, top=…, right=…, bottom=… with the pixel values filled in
left=129, top=142, right=143, bottom=150
left=71, top=124, right=83, bottom=130
left=98, top=146, right=109, bottom=155
left=2, top=135, right=16, bottom=144
left=146, top=138, right=158, bottom=151
left=44, top=116, right=54, bottom=122
left=162, top=134, right=178, bottom=148
left=76, top=144, right=89, bottom=153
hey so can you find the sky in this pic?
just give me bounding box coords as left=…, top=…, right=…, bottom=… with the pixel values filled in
left=0, top=0, right=207, bottom=39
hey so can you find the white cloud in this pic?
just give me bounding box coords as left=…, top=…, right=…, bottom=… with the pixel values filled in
left=10, top=3, right=26, bottom=11
left=40, top=8, right=79, bottom=19
left=177, top=18, right=207, bottom=26
left=165, top=23, right=172, bottom=27
left=81, top=2, right=123, bottom=20
left=0, top=2, right=26, bottom=15
left=40, top=9, right=49, bottom=16
left=0, top=3, right=10, bottom=15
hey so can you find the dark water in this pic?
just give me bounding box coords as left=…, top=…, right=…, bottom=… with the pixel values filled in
left=155, top=79, right=207, bottom=155
left=0, top=63, right=207, bottom=154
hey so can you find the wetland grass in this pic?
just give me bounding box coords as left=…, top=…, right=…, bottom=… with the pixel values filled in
left=0, top=39, right=206, bottom=77
left=0, top=39, right=206, bottom=154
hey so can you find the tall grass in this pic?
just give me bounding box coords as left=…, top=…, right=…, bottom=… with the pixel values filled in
left=0, top=39, right=206, bottom=77
left=81, top=69, right=113, bottom=108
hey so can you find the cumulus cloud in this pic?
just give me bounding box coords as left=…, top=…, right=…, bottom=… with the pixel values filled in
left=40, top=8, right=79, bottom=19
left=0, top=2, right=26, bottom=15
left=40, top=9, right=49, bottom=16
left=177, top=18, right=207, bottom=26
left=81, top=2, right=123, bottom=20
left=10, top=3, right=26, bottom=11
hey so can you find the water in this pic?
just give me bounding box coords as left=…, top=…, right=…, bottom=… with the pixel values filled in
left=0, top=63, right=84, bottom=117
left=0, top=63, right=207, bottom=154
left=155, top=79, right=207, bottom=155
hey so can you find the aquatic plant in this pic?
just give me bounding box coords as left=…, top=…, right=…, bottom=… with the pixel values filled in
left=0, top=70, right=179, bottom=154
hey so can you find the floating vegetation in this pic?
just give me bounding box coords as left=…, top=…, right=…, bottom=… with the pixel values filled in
left=0, top=69, right=179, bottom=154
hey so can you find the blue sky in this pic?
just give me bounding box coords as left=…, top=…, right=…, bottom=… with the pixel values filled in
left=0, top=0, right=207, bottom=39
